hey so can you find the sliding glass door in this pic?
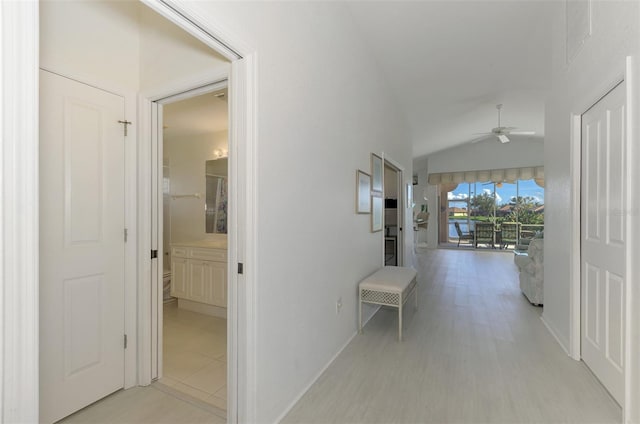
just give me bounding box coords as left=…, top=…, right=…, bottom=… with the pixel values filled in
left=445, top=179, right=544, bottom=248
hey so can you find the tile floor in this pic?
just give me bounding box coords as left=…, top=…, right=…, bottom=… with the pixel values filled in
left=59, top=386, right=225, bottom=424
left=159, top=301, right=227, bottom=410
left=283, top=249, right=622, bottom=423
left=58, top=249, right=621, bottom=423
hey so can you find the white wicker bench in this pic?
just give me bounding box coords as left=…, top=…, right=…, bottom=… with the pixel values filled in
left=358, top=266, right=418, bottom=341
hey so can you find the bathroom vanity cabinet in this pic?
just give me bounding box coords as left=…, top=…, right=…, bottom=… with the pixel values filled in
left=171, top=241, right=227, bottom=309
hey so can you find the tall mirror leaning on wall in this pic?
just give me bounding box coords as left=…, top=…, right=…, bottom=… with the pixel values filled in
left=205, top=158, right=228, bottom=234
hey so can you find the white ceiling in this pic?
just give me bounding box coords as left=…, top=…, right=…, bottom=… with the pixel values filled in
left=347, top=1, right=554, bottom=158
left=163, top=88, right=228, bottom=139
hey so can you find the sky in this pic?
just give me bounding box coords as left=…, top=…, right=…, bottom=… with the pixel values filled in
left=447, top=179, right=544, bottom=207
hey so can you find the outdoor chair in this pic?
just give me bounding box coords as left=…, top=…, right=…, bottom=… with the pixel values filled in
left=500, top=222, right=520, bottom=249
left=454, top=222, right=474, bottom=247
left=474, top=222, right=495, bottom=248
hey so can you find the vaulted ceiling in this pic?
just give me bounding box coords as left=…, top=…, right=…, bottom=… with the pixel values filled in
left=347, top=1, right=555, bottom=158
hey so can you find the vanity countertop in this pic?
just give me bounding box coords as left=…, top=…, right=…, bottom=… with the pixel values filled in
left=172, top=239, right=228, bottom=249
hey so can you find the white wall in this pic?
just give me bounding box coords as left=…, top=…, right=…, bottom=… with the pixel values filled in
left=40, top=0, right=141, bottom=91
left=418, top=136, right=544, bottom=247
left=543, top=1, right=640, bottom=352
left=425, top=135, right=543, bottom=174
left=40, top=1, right=230, bottom=94
left=176, top=2, right=413, bottom=422
left=164, top=130, right=228, bottom=243
left=138, top=6, right=230, bottom=92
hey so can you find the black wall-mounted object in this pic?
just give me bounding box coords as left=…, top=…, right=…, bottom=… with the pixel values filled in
left=385, top=198, right=397, bottom=209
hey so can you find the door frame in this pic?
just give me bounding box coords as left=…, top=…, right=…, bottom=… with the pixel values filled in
left=138, top=0, right=257, bottom=423
left=0, top=1, right=259, bottom=422
left=568, top=56, right=640, bottom=422
left=136, top=2, right=258, bottom=423
left=143, top=76, right=229, bottom=383
left=381, top=154, right=405, bottom=266
left=1, top=2, right=40, bottom=421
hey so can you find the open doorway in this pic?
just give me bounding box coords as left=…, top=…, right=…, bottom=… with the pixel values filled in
left=155, top=86, right=230, bottom=411
left=37, top=1, right=245, bottom=421
left=383, top=160, right=403, bottom=266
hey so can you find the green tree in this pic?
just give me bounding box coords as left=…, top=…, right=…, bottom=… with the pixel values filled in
left=470, top=192, right=496, bottom=217
left=506, top=196, right=544, bottom=224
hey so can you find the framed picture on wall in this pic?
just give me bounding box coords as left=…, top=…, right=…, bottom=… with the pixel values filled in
left=371, top=153, right=383, bottom=193
left=371, top=192, right=383, bottom=232
left=356, top=170, right=371, bottom=214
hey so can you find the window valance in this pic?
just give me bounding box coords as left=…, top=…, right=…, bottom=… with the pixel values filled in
left=428, top=166, right=544, bottom=187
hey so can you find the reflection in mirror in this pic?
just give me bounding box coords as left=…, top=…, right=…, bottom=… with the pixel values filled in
left=205, top=158, right=228, bottom=234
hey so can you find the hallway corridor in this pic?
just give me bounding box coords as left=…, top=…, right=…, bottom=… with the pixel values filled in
left=283, top=249, right=621, bottom=423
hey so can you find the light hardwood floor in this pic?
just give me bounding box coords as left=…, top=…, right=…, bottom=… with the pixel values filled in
left=283, top=249, right=622, bottom=423
left=58, top=385, right=225, bottom=423
left=58, top=249, right=621, bottom=423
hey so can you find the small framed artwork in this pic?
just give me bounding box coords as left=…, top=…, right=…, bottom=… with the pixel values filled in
left=371, top=193, right=383, bottom=232
left=356, top=170, right=371, bottom=214
left=371, top=153, right=383, bottom=193
left=406, top=183, right=413, bottom=209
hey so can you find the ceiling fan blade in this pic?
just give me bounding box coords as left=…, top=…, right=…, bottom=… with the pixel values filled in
left=492, top=126, right=517, bottom=134
left=473, top=105, right=531, bottom=143
left=470, top=135, right=491, bottom=143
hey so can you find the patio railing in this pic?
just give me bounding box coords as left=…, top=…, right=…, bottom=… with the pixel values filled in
left=447, top=220, right=544, bottom=246
left=520, top=224, right=544, bottom=240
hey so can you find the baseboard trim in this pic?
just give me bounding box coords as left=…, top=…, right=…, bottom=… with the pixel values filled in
left=541, top=315, right=571, bottom=356
left=273, top=306, right=380, bottom=423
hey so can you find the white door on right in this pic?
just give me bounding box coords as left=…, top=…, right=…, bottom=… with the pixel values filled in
left=581, top=81, right=626, bottom=406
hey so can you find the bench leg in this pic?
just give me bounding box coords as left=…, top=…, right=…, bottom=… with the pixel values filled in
left=398, top=301, right=403, bottom=342
left=358, top=290, right=362, bottom=334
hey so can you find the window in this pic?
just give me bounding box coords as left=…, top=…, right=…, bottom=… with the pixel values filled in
left=446, top=179, right=544, bottom=246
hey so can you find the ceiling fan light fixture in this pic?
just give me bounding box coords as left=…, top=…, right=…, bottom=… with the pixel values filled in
left=471, top=104, right=534, bottom=144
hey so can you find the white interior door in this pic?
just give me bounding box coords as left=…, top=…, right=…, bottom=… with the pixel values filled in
left=39, top=70, right=126, bottom=423
left=581, top=81, right=626, bottom=406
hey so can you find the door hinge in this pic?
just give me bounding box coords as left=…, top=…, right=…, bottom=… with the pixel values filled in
left=151, top=250, right=158, bottom=259
left=117, top=120, right=132, bottom=136
left=124, top=334, right=128, bottom=349
left=238, top=262, right=244, bottom=275
left=124, top=228, right=128, bottom=242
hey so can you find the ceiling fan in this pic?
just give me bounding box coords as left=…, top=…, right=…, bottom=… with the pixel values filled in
left=472, top=104, right=535, bottom=143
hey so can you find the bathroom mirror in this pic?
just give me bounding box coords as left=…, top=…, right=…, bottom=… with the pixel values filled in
left=205, top=158, right=228, bottom=234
